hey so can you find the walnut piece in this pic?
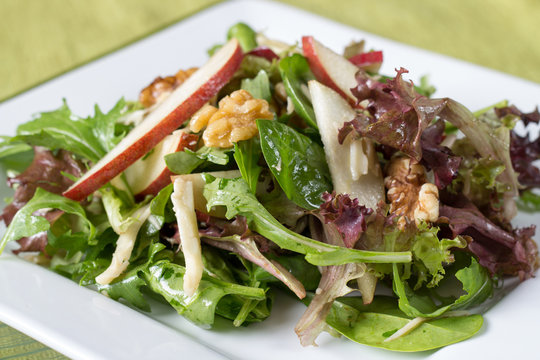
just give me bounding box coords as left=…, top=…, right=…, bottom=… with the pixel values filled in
left=202, top=89, right=274, bottom=148
left=139, top=67, right=198, bottom=108
left=385, top=157, right=439, bottom=228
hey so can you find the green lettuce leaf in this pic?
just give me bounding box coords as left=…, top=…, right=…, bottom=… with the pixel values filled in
left=411, top=223, right=467, bottom=288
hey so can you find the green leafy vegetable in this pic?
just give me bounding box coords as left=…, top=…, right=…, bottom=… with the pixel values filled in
left=0, top=188, right=96, bottom=254
left=227, top=22, right=257, bottom=52
left=279, top=54, right=317, bottom=128
left=323, top=295, right=483, bottom=352
left=14, top=99, right=129, bottom=162
left=165, top=146, right=231, bottom=175
left=257, top=119, right=332, bottom=209
left=141, top=259, right=266, bottom=327
left=203, top=175, right=411, bottom=265
left=411, top=223, right=467, bottom=288
left=393, top=257, right=493, bottom=318
left=98, top=273, right=150, bottom=312
left=517, top=189, right=540, bottom=212
left=233, top=137, right=262, bottom=194
left=241, top=70, right=272, bottom=102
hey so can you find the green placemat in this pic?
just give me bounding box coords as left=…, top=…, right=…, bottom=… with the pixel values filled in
left=1, top=0, right=540, bottom=358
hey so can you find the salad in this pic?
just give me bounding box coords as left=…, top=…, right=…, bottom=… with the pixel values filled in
left=0, top=23, right=539, bottom=352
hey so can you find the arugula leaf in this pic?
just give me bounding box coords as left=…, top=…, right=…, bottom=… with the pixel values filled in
left=0, top=188, right=96, bottom=254
left=141, top=259, right=266, bottom=326
left=165, top=146, right=231, bottom=175
left=233, top=137, right=262, bottom=194
left=14, top=99, right=129, bottom=162
left=257, top=120, right=332, bottom=209
left=322, top=295, right=483, bottom=351
left=98, top=273, right=150, bottom=312
left=279, top=54, right=317, bottom=128
left=203, top=175, right=411, bottom=265
left=241, top=70, right=272, bottom=102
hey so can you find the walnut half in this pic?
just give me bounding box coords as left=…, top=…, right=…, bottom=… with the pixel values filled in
left=200, top=89, right=274, bottom=148
left=385, top=157, right=439, bottom=228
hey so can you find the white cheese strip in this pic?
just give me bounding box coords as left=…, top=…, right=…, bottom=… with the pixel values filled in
left=171, top=177, right=203, bottom=297
left=95, top=204, right=151, bottom=285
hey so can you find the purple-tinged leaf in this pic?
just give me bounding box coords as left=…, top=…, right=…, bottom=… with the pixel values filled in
left=421, top=120, right=462, bottom=189
left=317, top=192, right=373, bottom=248
left=495, top=105, right=540, bottom=126
left=438, top=195, right=538, bottom=279
left=510, top=131, right=540, bottom=189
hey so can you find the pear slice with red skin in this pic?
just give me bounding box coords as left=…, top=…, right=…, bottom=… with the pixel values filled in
left=63, top=38, right=243, bottom=201
left=302, top=36, right=359, bottom=105
left=125, top=129, right=199, bottom=201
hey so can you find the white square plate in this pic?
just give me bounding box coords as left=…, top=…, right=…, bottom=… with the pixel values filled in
left=0, top=1, right=539, bottom=359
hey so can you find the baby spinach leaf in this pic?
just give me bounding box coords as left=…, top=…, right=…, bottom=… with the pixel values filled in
left=241, top=70, right=272, bottom=102
left=227, top=22, right=257, bottom=52
left=233, top=137, right=262, bottom=194
left=393, top=256, right=493, bottom=318
left=279, top=54, right=317, bottom=128
left=203, top=175, right=411, bottom=265
left=257, top=120, right=332, bottom=209
left=323, top=295, right=483, bottom=352
left=0, top=188, right=96, bottom=254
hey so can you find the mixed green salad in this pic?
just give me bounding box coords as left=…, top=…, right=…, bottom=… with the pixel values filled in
left=0, top=23, right=539, bottom=352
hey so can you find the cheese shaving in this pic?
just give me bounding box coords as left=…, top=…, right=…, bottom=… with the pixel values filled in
left=171, top=177, right=203, bottom=297
left=95, top=204, right=151, bottom=285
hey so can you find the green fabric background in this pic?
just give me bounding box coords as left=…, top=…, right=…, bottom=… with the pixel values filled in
left=0, top=0, right=539, bottom=358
